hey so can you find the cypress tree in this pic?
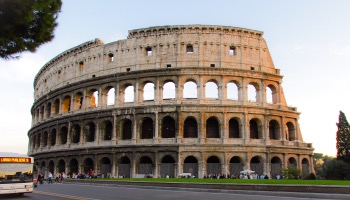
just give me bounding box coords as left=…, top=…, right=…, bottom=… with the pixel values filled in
left=336, top=111, right=350, bottom=163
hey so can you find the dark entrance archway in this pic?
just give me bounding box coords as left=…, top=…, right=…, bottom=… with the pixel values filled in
left=183, top=117, right=198, bottom=138
left=183, top=156, right=198, bottom=177
left=118, top=156, right=131, bottom=178
left=250, top=156, right=263, bottom=176
left=206, top=117, right=219, bottom=138
left=48, top=160, right=55, bottom=174
left=138, top=156, right=153, bottom=175
left=271, top=157, right=282, bottom=178
left=302, top=158, right=310, bottom=178
left=229, top=156, right=243, bottom=176
left=162, top=116, right=175, bottom=138
left=83, top=158, right=94, bottom=174
left=206, top=156, right=221, bottom=175
left=69, top=158, right=79, bottom=175
left=100, top=157, right=111, bottom=178
left=160, top=155, right=175, bottom=178
left=57, top=159, right=65, bottom=173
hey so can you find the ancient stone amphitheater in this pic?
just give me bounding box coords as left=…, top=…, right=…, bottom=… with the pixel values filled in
left=28, top=25, right=314, bottom=179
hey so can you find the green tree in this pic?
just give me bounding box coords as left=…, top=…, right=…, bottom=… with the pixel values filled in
left=282, top=167, right=301, bottom=179
left=322, top=158, right=350, bottom=180
left=0, top=0, right=62, bottom=59
left=336, top=111, right=350, bottom=163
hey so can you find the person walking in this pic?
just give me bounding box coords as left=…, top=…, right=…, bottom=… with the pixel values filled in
left=48, top=172, right=53, bottom=184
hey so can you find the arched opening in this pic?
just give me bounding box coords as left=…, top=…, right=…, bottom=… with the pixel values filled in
left=62, top=95, right=71, bottom=113
left=160, top=155, right=175, bottom=178
left=37, top=133, right=41, bottom=148
left=183, top=156, right=198, bottom=177
left=206, top=156, right=221, bottom=175
left=100, top=157, right=111, bottom=178
left=205, top=81, right=218, bottom=99
left=40, top=161, right=46, bottom=174
left=143, top=82, right=155, bottom=101
left=118, top=156, right=131, bottom=178
left=106, top=87, right=115, bottom=106
left=183, top=117, right=198, bottom=138
left=73, top=92, right=83, bottom=110
left=162, top=116, right=175, bottom=138
left=85, top=122, right=95, bottom=142
left=229, top=156, right=243, bottom=176
left=302, top=158, right=310, bottom=178
left=206, top=117, right=220, bottom=138
left=249, top=119, right=261, bottom=139
left=124, top=85, right=134, bottom=102
left=103, top=120, right=113, bottom=141
left=250, top=156, right=263, bottom=176
left=57, top=159, right=65, bottom=173
left=48, top=160, right=54, bottom=174
left=183, top=81, right=197, bottom=99
left=60, top=126, right=68, bottom=144
left=87, top=89, right=99, bottom=108
left=287, top=122, right=296, bottom=141
left=266, top=84, right=277, bottom=104
left=83, top=158, right=94, bottom=174
left=141, top=117, right=153, bottom=139
left=288, top=157, right=297, bottom=169
left=121, top=119, right=132, bottom=140
left=50, top=129, right=56, bottom=146
left=46, top=102, right=52, bottom=117
left=229, top=118, right=240, bottom=138
left=53, top=99, right=60, bottom=114
left=269, top=120, right=280, bottom=140
left=248, top=83, right=258, bottom=102
left=32, top=135, right=36, bottom=149
left=227, top=82, right=239, bottom=100
left=138, top=156, right=153, bottom=175
left=69, top=159, right=79, bottom=174
left=163, top=81, right=175, bottom=99
left=71, top=124, right=81, bottom=143
left=271, top=157, right=282, bottom=179
left=43, top=131, right=48, bottom=147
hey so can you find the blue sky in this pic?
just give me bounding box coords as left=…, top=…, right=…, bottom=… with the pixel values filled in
left=1, top=0, right=350, bottom=156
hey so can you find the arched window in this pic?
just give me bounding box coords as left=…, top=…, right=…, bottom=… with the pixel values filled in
left=69, top=159, right=79, bottom=174
left=141, top=117, right=153, bottom=139
left=163, top=82, right=175, bottom=99
left=60, top=126, right=68, bottom=144
left=143, top=82, right=155, bottom=101
left=53, top=99, right=60, bottom=114
left=85, top=122, right=95, bottom=142
left=43, top=131, right=48, bottom=147
left=206, top=117, right=220, bottom=138
left=183, top=156, right=198, bottom=176
left=287, top=122, right=296, bottom=141
left=62, top=96, right=71, bottom=113
left=227, top=82, right=239, bottom=100
left=83, top=158, right=94, bottom=174
left=229, top=118, right=240, bottom=138
left=106, top=87, right=115, bottom=105
left=248, top=83, right=257, bottom=102
left=71, top=124, right=81, bottom=143
left=50, top=129, right=56, bottom=146
left=73, top=92, right=83, bottom=110
left=183, top=117, right=198, bottom=138
left=103, top=121, right=113, bottom=140
left=249, top=119, right=261, bottom=139
left=87, top=89, right=98, bottom=108
left=205, top=81, right=218, bottom=99
left=121, top=119, right=132, bottom=140
left=288, top=157, right=297, bottom=169
left=269, top=120, right=280, bottom=140
left=266, top=84, right=277, bottom=104
left=162, top=116, right=175, bottom=138
left=124, top=85, right=134, bottom=102
left=58, top=159, right=65, bottom=173
left=183, top=81, right=197, bottom=99
left=46, top=102, right=52, bottom=117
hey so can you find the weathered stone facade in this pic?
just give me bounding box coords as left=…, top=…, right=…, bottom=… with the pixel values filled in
left=28, top=25, right=314, bottom=179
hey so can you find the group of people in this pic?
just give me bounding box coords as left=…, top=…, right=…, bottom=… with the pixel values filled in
left=36, top=172, right=65, bottom=185
left=202, top=173, right=271, bottom=179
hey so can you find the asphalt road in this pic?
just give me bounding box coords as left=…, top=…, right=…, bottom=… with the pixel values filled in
left=0, top=182, right=346, bottom=200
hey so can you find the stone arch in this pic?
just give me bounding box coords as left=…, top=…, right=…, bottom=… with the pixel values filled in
left=163, top=81, right=176, bottom=99
left=183, top=156, right=198, bottom=177
left=118, top=156, right=131, bottom=178
left=84, top=122, right=96, bottom=142
left=287, top=122, right=296, bottom=141
left=60, top=126, right=68, bottom=144
left=288, top=157, right=297, bottom=169
left=183, top=117, right=198, bottom=138
left=302, top=158, right=310, bottom=178
left=103, top=86, right=115, bottom=106
left=53, top=98, right=60, bottom=114
left=206, top=156, right=221, bottom=175
left=83, top=158, right=94, bottom=174
left=269, top=120, right=280, bottom=140
left=161, top=116, right=175, bottom=138
left=69, top=158, right=79, bottom=174
left=87, top=89, right=99, bottom=108
left=250, top=156, right=264, bottom=176
left=50, top=129, right=56, bottom=146
left=141, top=117, right=153, bottom=139
left=248, top=82, right=259, bottom=102
left=160, top=155, right=176, bottom=178
left=121, top=119, right=132, bottom=140
left=71, top=124, right=81, bottom=144
left=57, top=159, right=65, bottom=173
left=183, top=80, right=197, bottom=99
left=124, top=84, right=134, bottom=102
left=101, top=120, right=113, bottom=141
left=229, top=156, right=244, bottom=176
left=206, top=117, right=220, bottom=138
left=271, top=156, right=282, bottom=178
left=43, top=131, right=48, bottom=147
left=143, top=82, right=155, bottom=101
left=229, top=118, right=240, bottom=138
left=100, top=157, right=112, bottom=178
left=138, top=156, right=153, bottom=175
left=227, top=81, right=239, bottom=100
left=249, top=118, right=262, bottom=139
left=62, top=95, right=71, bottom=113
left=266, top=84, right=278, bottom=104
left=46, top=102, right=52, bottom=117
left=48, top=160, right=55, bottom=174
left=37, top=133, right=41, bottom=148
left=73, top=92, right=84, bottom=110
left=205, top=81, right=218, bottom=99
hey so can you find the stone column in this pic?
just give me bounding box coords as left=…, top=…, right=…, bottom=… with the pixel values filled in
left=94, top=121, right=99, bottom=145
left=112, top=114, right=117, bottom=143
left=154, top=112, right=159, bottom=143
left=67, top=122, right=71, bottom=145
left=79, top=123, right=84, bottom=146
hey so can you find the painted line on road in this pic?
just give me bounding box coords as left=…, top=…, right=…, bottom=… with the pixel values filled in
left=34, top=190, right=99, bottom=200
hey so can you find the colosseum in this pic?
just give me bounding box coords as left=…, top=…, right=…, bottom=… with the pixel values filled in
left=28, top=25, right=314, bottom=179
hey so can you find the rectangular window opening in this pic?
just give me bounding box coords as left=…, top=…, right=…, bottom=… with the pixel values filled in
left=186, top=45, right=194, bottom=53
left=79, top=61, right=84, bottom=69
left=251, top=67, right=255, bottom=70
left=210, top=64, right=215, bottom=68
left=167, top=64, right=171, bottom=68
left=146, top=47, right=152, bottom=56
left=108, top=54, right=114, bottom=62
left=229, top=47, right=236, bottom=55
left=127, top=68, right=131, bottom=72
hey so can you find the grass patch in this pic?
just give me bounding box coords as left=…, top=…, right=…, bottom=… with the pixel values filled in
left=77, top=178, right=350, bottom=186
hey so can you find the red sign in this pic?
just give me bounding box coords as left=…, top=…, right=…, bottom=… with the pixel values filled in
left=0, top=157, right=31, bottom=163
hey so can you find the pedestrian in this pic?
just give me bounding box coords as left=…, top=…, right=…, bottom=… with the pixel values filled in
left=48, top=172, right=53, bottom=184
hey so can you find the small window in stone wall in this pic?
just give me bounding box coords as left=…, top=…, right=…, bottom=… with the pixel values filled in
left=210, top=64, right=215, bottom=68
left=186, top=45, right=193, bottom=53
left=146, top=47, right=152, bottom=56
left=79, top=61, right=84, bottom=69
left=108, top=53, right=114, bottom=62
left=229, top=46, right=236, bottom=55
